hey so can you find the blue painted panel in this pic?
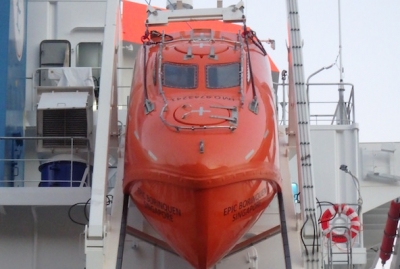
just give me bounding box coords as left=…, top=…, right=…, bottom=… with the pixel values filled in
left=0, top=0, right=26, bottom=186
left=0, top=1, right=11, bottom=186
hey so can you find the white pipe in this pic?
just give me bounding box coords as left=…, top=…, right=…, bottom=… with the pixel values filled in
left=338, top=0, right=343, bottom=82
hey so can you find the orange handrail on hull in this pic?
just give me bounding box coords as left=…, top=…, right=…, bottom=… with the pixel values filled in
left=123, top=28, right=281, bottom=268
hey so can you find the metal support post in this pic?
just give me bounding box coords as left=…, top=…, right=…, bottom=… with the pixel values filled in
left=278, top=191, right=292, bottom=269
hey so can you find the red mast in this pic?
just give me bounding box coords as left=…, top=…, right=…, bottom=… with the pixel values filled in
left=380, top=199, right=400, bottom=264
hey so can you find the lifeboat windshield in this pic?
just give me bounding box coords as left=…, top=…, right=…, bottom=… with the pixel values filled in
left=162, top=63, right=197, bottom=89
left=206, top=63, right=240, bottom=89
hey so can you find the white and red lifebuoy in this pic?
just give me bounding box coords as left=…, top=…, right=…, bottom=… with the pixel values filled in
left=320, top=204, right=361, bottom=243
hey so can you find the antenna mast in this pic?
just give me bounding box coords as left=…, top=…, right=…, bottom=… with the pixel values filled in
left=338, top=0, right=343, bottom=82
left=337, top=0, right=348, bottom=124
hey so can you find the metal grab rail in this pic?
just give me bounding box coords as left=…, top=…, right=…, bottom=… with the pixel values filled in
left=0, top=136, right=91, bottom=188
left=325, top=225, right=354, bottom=269
left=159, top=104, right=238, bottom=132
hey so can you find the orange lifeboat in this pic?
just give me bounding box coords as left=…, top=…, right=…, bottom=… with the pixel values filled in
left=123, top=26, right=281, bottom=268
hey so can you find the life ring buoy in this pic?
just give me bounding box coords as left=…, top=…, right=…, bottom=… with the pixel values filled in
left=320, top=204, right=361, bottom=243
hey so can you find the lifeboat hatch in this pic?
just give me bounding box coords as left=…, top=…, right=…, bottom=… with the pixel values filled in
left=173, top=103, right=237, bottom=126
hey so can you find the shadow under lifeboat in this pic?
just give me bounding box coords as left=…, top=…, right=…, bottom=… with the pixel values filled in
left=123, top=27, right=281, bottom=268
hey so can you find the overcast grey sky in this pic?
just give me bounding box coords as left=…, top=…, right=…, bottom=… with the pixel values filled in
left=134, top=0, right=400, bottom=143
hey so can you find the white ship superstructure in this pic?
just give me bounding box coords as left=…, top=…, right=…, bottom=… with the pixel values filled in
left=0, top=0, right=399, bottom=268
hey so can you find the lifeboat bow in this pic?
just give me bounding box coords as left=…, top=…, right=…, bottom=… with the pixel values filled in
left=123, top=22, right=281, bottom=268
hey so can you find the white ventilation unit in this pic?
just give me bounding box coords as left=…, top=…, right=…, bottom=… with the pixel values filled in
left=36, top=86, right=94, bottom=153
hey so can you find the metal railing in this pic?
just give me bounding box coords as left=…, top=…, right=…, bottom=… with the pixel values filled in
left=0, top=136, right=91, bottom=188
left=274, top=80, right=355, bottom=126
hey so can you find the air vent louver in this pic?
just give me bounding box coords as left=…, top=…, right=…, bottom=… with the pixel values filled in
left=42, top=109, right=88, bottom=148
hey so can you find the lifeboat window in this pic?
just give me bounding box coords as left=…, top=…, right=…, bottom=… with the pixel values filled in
left=206, top=63, right=240, bottom=89
left=163, top=63, right=197, bottom=89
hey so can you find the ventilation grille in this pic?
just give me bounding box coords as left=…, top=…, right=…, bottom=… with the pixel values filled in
left=42, top=109, right=88, bottom=148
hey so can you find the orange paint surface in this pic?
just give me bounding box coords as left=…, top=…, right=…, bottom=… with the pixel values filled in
left=123, top=25, right=281, bottom=269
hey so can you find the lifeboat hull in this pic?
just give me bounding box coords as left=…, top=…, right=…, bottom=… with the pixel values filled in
left=125, top=173, right=278, bottom=268
left=123, top=28, right=281, bottom=268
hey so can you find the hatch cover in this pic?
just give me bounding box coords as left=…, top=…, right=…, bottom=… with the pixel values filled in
left=173, top=102, right=230, bottom=125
